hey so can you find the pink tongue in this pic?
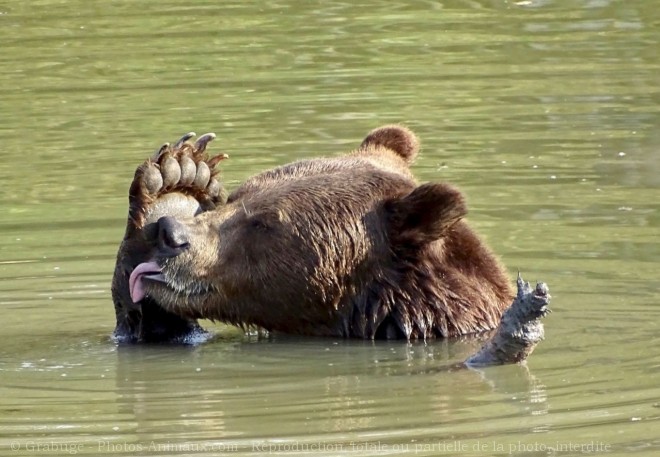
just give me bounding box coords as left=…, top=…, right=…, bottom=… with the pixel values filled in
left=129, top=261, right=162, bottom=303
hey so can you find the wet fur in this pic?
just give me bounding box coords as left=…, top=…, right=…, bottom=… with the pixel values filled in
left=112, top=126, right=513, bottom=341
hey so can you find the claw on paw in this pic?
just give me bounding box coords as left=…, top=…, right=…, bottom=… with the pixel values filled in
left=194, top=133, right=216, bottom=153
left=151, top=143, right=170, bottom=161
left=175, top=132, right=196, bottom=149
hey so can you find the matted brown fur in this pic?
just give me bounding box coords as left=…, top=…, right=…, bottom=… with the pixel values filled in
left=112, top=125, right=513, bottom=342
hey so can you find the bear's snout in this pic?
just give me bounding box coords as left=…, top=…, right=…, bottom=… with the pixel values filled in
left=157, top=216, right=190, bottom=257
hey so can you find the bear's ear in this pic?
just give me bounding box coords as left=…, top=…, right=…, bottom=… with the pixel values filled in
left=385, top=183, right=467, bottom=247
left=360, top=125, right=419, bottom=163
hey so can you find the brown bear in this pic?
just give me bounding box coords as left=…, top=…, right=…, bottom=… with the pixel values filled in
left=111, top=126, right=515, bottom=345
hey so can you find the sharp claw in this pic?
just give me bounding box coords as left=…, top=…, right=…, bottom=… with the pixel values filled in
left=174, top=132, right=196, bottom=149
left=151, top=143, right=170, bottom=160
left=207, top=153, right=229, bottom=169
left=194, top=133, right=216, bottom=152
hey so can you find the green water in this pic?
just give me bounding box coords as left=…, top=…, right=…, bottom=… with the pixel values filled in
left=1, top=0, right=659, bottom=456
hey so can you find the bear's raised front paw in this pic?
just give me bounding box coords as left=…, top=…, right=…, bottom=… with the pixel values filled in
left=127, top=132, right=228, bottom=230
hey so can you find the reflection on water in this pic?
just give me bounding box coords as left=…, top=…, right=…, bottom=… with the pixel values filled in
left=1, top=0, right=659, bottom=455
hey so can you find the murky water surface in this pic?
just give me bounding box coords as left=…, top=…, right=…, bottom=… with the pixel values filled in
left=1, top=0, right=659, bottom=456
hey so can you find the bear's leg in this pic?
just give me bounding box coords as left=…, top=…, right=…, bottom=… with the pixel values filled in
left=112, top=133, right=228, bottom=343
left=465, top=275, right=551, bottom=366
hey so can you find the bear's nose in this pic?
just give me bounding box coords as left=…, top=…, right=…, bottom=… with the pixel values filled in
left=157, top=216, right=190, bottom=257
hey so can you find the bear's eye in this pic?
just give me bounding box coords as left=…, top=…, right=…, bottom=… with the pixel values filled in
left=247, top=215, right=273, bottom=232
left=246, top=210, right=283, bottom=233
left=246, top=212, right=279, bottom=232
